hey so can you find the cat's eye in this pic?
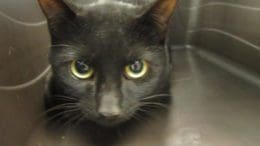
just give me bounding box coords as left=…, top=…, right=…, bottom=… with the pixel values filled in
left=71, top=60, right=94, bottom=79
left=124, top=60, right=148, bottom=79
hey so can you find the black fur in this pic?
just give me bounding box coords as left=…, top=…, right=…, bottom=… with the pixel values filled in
left=41, top=1, right=173, bottom=146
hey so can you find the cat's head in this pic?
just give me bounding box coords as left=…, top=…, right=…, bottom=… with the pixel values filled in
left=39, top=0, right=177, bottom=126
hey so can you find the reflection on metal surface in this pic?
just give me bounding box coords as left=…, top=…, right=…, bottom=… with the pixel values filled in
left=0, top=66, right=50, bottom=91
left=188, top=28, right=260, bottom=51
left=183, top=0, right=260, bottom=73
left=0, top=11, right=46, bottom=26
left=188, top=2, right=260, bottom=11
left=0, top=5, right=50, bottom=86
left=166, top=128, right=201, bottom=146
left=185, top=0, right=202, bottom=44
left=195, top=48, right=260, bottom=87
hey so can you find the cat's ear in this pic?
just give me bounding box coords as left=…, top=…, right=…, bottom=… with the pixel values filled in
left=38, top=0, right=82, bottom=20
left=147, top=0, right=177, bottom=29
left=38, top=0, right=84, bottom=37
left=38, top=0, right=70, bottom=20
left=138, top=0, right=177, bottom=40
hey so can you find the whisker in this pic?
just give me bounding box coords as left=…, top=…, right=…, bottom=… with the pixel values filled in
left=141, top=94, right=171, bottom=101
left=131, top=112, right=143, bottom=122
left=36, top=103, right=80, bottom=127
left=136, top=107, right=151, bottom=113
left=74, top=113, right=85, bottom=126
left=140, top=102, right=169, bottom=109
left=45, top=108, right=80, bottom=124
left=52, top=94, right=78, bottom=102
left=62, top=111, right=82, bottom=128
left=51, top=44, right=74, bottom=48
left=38, top=103, right=78, bottom=119
left=132, top=111, right=153, bottom=127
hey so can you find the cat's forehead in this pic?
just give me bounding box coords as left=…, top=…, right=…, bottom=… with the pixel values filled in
left=79, top=32, right=144, bottom=61
left=79, top=3, right=142, bottom=19
left=77, top=14, right=135, bottom=46
left=75, top=6, right=141, bottom=50
left=73, top=42, right=147, bottom=66
left=73, top=6, right=151, bottom=61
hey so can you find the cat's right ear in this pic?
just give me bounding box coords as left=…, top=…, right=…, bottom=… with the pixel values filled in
left=38, top=0, right=83, bottom=36
left=38, top=0, right=82, bottom=21
left=38, top=0, right=71, bottom=20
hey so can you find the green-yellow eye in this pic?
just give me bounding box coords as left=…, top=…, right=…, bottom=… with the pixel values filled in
left=71, top=60, right=94, bottom=79
left=124, top=60, right=148, bottom=79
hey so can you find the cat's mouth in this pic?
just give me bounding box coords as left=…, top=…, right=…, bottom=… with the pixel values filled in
left=96, top=120, right=121, bottom=127
left=94, top=116, right=128, bottom=127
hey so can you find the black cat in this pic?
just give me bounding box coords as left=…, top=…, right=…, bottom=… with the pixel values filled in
left=38, top=0, right=177, bottom=145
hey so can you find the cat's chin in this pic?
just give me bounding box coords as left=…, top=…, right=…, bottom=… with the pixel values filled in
left=94, top=117, right=128, bottom=127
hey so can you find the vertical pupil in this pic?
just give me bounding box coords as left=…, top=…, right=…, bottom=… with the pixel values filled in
left=76, top=60, right=89, bottom=74
left=130, top=61, right=143, bottom=73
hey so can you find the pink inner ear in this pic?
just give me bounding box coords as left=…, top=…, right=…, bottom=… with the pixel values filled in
left=150, top=0, right=177, bottom=25
left=38, top=0, right=67, bottom=18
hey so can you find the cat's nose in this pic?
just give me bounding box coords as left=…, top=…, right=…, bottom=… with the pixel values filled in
left=98, top=92, right=121, bottom=120
left=98, top=110, right=121, bottom=120
left=98, top=103, right=121, bottom=120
